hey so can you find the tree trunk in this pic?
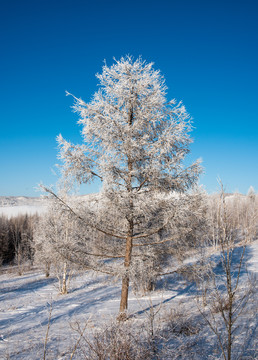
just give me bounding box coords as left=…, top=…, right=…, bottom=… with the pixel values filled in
left=61, top=262, right=68, bottom=294
left=118, top=105, right=134, bottom=318
left=17, top=245, right=22, bottom=276
left=45, top=262, right=51, bottom=277
left=119, top=220, right=133, bottom=317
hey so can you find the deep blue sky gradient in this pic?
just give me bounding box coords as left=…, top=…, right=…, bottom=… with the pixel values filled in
left=1, top=0, right=257, bottom=196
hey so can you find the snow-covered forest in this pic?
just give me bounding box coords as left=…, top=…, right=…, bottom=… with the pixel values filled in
left=0, top=57, right=257, bottom=359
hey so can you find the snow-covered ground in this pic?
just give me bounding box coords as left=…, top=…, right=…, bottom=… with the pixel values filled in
left=0, top=197, right=48, bottom=218
left=0, top=195, right=96, bottom=218
left=0, top=241, right=257, bottom=359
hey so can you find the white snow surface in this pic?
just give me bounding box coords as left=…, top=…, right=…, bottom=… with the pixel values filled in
left=0, top=195, right=96, bottom=218
left=0, top=197, right=48, bottom=218
left=0, top=240, right=257, bottom=359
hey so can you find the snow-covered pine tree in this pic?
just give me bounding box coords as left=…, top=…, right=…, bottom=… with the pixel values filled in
left=56, top=56, right=202, bottom=316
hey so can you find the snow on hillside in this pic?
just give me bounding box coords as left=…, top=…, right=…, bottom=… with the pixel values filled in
left=0, top=193, right=248, bottom=219
left=0, top=240, right=257, bottom=359
left=0, top=197, right=48, bottom=218
left=0, top=194, right=97, bottom=218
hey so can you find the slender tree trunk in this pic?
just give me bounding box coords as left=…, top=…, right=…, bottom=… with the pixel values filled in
left=45, top=262, right=51, bottom=277
left=17, top=244, right=22, bottom=276
left=61, top=262, right=68, bottom=294
left=119, top=106, right=134, bottom=317
left=227, top=298, right=233, bottom=360
left=227, top=252, right=233, bottom=360
left=61, top=221, right=69, bottom=294
left=119, top=220, right=133, bottom=315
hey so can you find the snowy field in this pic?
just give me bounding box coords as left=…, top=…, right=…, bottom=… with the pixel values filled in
left=0, top=241, right=257, bottom=359
left=0, top=197, right=48, bottom=218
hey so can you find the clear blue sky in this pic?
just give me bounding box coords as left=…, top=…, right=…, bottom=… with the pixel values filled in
left=1, top=0, right=257, bottom=196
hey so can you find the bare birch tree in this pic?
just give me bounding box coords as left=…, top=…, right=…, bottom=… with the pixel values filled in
left=53, top=56, right=201, bottom=316
left=197, top=183, right=256, bottom=360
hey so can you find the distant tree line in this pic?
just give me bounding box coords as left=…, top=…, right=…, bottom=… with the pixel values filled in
left=1, top=189, right=256, bottom=279
left=0, top=214, right=38, bottom=271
